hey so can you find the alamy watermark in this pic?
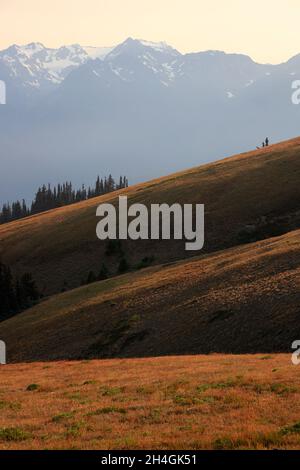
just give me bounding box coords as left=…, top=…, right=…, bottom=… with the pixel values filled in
left=291, top=340, right=300, bottom=365
left=0, top=341, right=6, bottom=365
left=291, top=80, right=300, bottom=105
left=96, top=196, right=205, bottom=251
left=0, top=80, right=6, bottom=105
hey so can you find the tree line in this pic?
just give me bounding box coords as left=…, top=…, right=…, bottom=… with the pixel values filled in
left=0, top=174, right=128, bottom=224
left=0, top=261, right=40, bottom=321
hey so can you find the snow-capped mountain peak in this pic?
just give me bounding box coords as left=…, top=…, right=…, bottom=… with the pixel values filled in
left=17, top=42, right=45, bottom=57
left=107, top=37, right=180, bottom=60
left=99, top=38, right=181, bottom=87
left=0, top=42, right=113, bottom=93
left=82, top=46, right=114, bottom=60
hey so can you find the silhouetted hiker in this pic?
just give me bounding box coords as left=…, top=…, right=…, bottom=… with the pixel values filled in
left=262, top=142, right=265, bottom=148
left=265, top=137, right=269, bottom=146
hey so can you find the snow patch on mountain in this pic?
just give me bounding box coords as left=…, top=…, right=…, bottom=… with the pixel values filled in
left=82, top=46, right=113, bottom=60
left=139, top=39, right=179, bottom=56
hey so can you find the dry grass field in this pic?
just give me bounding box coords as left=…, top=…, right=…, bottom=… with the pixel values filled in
left=0, top=355, right=300, bottom=450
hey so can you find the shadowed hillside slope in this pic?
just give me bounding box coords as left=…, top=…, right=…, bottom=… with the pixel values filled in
left=0, top=137, right=300, bottom=296
left=1, top=228, right=299, bottom=362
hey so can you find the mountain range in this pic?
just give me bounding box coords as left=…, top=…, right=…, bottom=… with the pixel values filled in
left=1, top=38, right=300, bottom=203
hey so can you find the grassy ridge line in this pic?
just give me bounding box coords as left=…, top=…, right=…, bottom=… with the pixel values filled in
left=0, top=136, right=300, bottom=295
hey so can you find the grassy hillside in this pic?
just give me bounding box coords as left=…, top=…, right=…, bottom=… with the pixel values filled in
left=0, top=355, right=300, bottom=450
left=0, top=137, right=300, bottom=296
left=1, top=227, right=299, bottom=362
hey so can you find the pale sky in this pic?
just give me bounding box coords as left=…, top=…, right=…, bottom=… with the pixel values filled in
left=1, top=0, right=300, bottom=64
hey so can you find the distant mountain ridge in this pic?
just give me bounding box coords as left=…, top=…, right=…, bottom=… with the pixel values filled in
left=0, top=37, right=280, bottom=97
left=1, top=38, right=300, bottom=203
left=2, top=37, right=300, bottom=94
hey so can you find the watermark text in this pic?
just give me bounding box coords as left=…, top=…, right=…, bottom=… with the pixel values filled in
left=96, top=196, right=205, bottom=251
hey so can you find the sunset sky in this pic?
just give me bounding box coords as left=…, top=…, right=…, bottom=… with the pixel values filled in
left=1, top=0, right=299, bottom=63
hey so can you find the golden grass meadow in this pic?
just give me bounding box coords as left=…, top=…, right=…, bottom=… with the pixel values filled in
left=0, top=355, right=300, bottom=450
